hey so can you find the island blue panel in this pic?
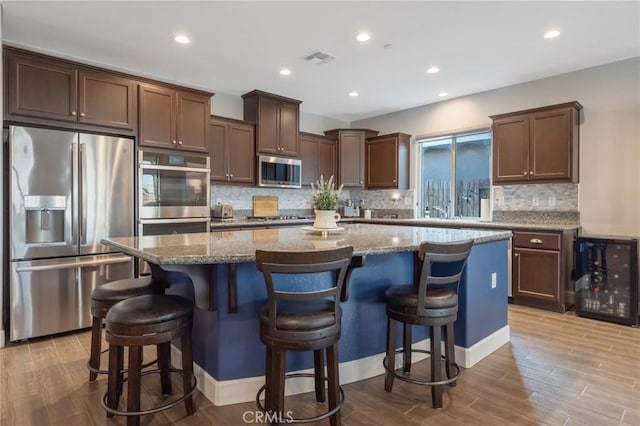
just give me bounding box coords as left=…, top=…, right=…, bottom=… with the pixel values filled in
left=455, top=239, right=509, bottom=347
left=172, top=239, right=509, bottom=381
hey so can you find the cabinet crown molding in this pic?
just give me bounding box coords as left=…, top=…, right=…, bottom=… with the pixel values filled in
left=241, top=89, right=302, bottom=105
left=489, top=101, right=582, bottom=120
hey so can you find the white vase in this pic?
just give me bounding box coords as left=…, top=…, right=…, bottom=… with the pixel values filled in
left=313, top=210, right=341, bottom=229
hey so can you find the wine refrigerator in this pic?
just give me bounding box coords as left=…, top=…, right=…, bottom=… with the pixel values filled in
left=574, top=236, right=638, bottom=326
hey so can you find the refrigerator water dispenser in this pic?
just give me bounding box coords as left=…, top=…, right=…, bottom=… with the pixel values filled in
left=24, top=195, right=66, bottom=244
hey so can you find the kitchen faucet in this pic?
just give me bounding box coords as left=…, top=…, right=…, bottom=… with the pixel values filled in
left=431, top=205, right=449, bottom=219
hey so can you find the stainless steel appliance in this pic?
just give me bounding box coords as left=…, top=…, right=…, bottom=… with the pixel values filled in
left=258, top=155, right=302, bottom=188
left=341, top=205, right=361, bottom=217
left=212, top=204, right=233, bottom=219
left=8, top=126, right=135, bottom=341
left=137, top=149, right=210, bottom=274
left=138, top=149, right=210, bottom=219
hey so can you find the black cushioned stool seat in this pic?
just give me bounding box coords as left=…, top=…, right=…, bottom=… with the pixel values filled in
left=255, top=247, right=353, bottom=426
left=88, top=277, right=163, bottom=381
left=102, top=294, right=196, bottom=426
left=383, top=240, right=473, bottom=409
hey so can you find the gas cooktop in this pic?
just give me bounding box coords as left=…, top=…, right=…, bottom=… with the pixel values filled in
left=246, top=216, right=308, bottom=221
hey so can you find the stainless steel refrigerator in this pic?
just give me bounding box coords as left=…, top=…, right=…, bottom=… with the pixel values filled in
left=8, top=125, right=135, bottom=341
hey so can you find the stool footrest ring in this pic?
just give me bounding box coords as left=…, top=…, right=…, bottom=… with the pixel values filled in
left=87, top=348, right=157, bottom=376
left=256, top=372, right=344, bottom=423
left=101, top=367, right=197, bottom=417
left=383, top=348, right=460, bottom=387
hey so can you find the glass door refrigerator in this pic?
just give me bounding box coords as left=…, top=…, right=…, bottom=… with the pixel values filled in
left=575, top=236, right=638, bottom=326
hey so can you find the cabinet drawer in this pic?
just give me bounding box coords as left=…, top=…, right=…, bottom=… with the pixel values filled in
left=513, top=231, right=561, bottom=250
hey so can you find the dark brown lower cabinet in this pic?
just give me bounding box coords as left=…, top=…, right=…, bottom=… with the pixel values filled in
left=514, top=247, right=561, bottom=302
left=512, top=230, right=576, bottom=312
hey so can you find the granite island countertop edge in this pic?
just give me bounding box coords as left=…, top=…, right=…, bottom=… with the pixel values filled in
left=105, top=224, right=512, bottom=265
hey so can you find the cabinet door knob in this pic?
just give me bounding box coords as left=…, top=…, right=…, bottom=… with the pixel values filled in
left=80, top=112, right=85, bottom=117
left=393, top=179, right=397, bottom=183
left=529, top=238, right=543, bottom=244
left=230, top=174, right=233, bottom=177
left=172, top=140, right=177, bottom=144
left=71, top=111, right=77, bottom=116
left=360, top=181, right=363, bottom=184
left=523, top=172, right=527, bottom=176
left=178, top=141, right=183, bottom=145
left=515, top=253, right=519, bottom=257
left=529, top=171, right=533, bottom=175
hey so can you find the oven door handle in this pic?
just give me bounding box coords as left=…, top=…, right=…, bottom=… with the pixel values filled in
left=138, top=218, right=210, bottom=224
left=139, top=164, right=210, bottom=173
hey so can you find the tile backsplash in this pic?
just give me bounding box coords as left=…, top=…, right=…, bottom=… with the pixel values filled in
left=493, top=183, right=578, bottom=212
left=212, top=183, right=577, bottom=220
left=211, top=185, right=415, bottom=218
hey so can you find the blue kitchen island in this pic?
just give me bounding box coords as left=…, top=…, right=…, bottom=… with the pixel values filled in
left=103, top=223, right=511, bottom=406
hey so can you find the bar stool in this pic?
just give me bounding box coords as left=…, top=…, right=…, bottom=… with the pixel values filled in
left=88, top=277, right=164, bottom=381
left=102, top=294, right=197, bottom=426
left=255, top=247, right=353, bottom=426
left=383, top=239, right=473, bottom=408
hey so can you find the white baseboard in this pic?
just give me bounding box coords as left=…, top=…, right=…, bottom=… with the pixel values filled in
left=0, top=329, right=4, bottom=348
left=454, top=325, right=510, bottom=368
left=171, top=325, right=510, bottom=406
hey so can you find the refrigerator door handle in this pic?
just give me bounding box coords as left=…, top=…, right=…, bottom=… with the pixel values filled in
left=15, top=255, right=132, bottom=272
left=80, top=143, right=88, bottom=244
left=71, top=142, right=78, bottom=244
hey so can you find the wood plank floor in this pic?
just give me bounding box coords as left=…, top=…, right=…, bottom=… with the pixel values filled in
left=1, top=304, right=639, bottom=425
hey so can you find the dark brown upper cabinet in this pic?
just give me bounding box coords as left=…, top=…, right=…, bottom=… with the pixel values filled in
left=139, top=83, right=211, bottom=153
left=209, top=116, right=255, bottom=185
left=4, top=48, right=137, bottom=131
left=300, top=132, right=337, bottom=186
left=242, top=90, right=302, bottom=157
left=366, top=132, right=411, bottom=189
left=324, top=129, right=379, bottom=188
left=491, top=101, right=582, bottom=184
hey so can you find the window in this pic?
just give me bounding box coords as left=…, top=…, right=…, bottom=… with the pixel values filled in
left=418, top=130, right=491, bottom=218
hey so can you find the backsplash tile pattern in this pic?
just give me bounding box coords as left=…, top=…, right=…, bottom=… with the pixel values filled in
left=211, top=185, right=415, bottom=219
left=350, top=189, right=415, bottom=219
left=494, top=183, right=578, bottom=211
left=211, top=184, right=326, bottom=211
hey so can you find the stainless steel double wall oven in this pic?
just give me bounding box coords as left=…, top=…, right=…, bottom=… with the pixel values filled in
left=137, top=149, right=210, bottom=273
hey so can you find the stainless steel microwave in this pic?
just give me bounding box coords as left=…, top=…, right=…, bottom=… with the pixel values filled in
left=258, top=155, right=302, bottom=188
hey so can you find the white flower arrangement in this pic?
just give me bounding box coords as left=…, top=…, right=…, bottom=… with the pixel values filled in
left=311, top=175, right=343, bottom=210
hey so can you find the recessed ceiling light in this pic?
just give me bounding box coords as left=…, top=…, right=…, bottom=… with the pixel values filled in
left=174, top=34, right=190, bottom=44
left=543, top=30, right=561, bottom=39
left=279, top=68, right=291, bottom=76
left=356, top=33, right=371, bottom=42
left=438, top=92, right=448, bottom=97
left=427, top=67, right=439, bottom=74
left=349, top=91, right=359, bottom=97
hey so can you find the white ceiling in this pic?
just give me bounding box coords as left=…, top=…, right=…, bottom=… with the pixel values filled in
left=2, top=1, right=638, bottom=122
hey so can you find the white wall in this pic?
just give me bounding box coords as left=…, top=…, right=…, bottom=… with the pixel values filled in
left=210, top=92, right=349, bottom=133
left=353, top=58, right=640, bottom=237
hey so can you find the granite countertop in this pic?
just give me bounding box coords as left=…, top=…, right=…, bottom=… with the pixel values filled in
left=104, top=223, right=512, bottom=265
left=210, top=218, right=314, bottom=229
left=357, top=218, right=581, bottom=231
left=211, top=216, right=579, bottom=232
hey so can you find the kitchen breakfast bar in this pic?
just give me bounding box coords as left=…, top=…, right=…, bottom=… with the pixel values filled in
left=103, top=223, right=512, bottom=406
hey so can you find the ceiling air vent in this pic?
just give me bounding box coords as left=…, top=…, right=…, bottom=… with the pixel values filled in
left=302, top=50, right=336, bottom=65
